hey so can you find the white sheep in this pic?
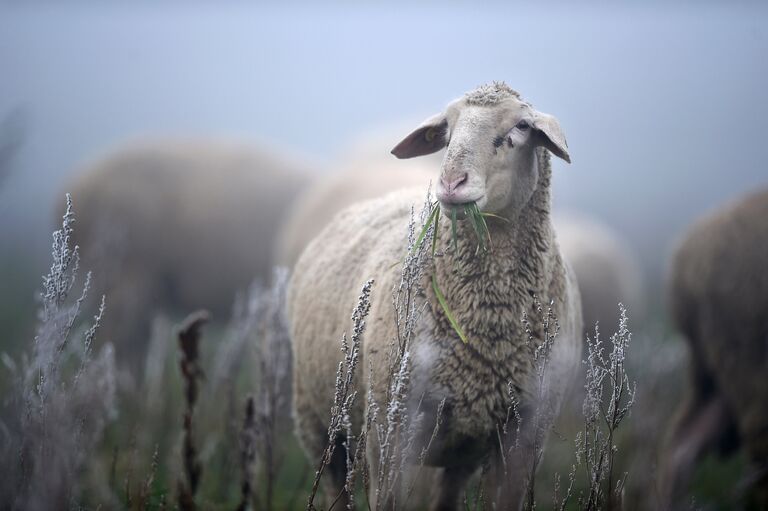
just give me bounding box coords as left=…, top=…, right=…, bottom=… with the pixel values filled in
left=661, top=187, right=768, bottom=508
left=280, top=177, right=643, bottom=340
left=288, top=82, right=582, bottom=509
left=278, top=142, right=643, bottom=339
left=62, top=138, right=311, bottom=371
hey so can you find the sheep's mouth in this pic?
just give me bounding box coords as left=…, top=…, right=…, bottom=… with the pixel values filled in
left=412, top=200, right=494, bottom=258
left=440, top=204, right=468, bottom=221
left=406, top=198, right=497, bottom=345
left=438, top=196, right=485, bottom=219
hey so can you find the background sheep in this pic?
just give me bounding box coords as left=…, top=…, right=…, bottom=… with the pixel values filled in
left=62, top=138, right=311, bottom=372
left=288, top=83, right=582, bottom=509
left=273, top=129, right=438, bottom=268
left=662, top=187, right=768, bottom=508
left=554, top=213, right=645, bottom=336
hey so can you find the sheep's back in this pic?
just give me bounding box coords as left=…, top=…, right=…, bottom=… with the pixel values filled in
left=554, top=214, right=644, bottom=336
left=288, top=187, right=426, bottom=423
left=275, top=162, right=433, bottom=268
left=64, top=139, right=309, bottom=315
left=670, top=187, right=768, bottom=455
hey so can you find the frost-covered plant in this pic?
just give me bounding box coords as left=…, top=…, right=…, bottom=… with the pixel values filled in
left=249, top=268, right=294, bottom=510
left=369, top=193, right=436, bottom=510
left=306, top=278, right=373, bottom=511
left=491, top=297, right=563, bottom=511
left=0, top=194, right=116, bottom=509
left=577, top=304, right=636, bottom=511
left=521, top=298, right=562, bottom=511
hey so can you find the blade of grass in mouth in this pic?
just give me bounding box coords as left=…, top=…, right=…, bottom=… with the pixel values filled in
left=431, top=200, right=440, bottom=256
left=465, top=204, right=487, bottom=253
left=411, top=201, right=439, bottom=256
left=432, top=274, right=468, bottom=344
left=474, top=203, right=492, bottom=249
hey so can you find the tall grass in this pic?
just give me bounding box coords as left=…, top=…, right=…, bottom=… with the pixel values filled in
left=304, top=195, right=641, bottom=510
left=0, top=194, right=116, bottom=510
left=0, top=193, right=735, bottom=510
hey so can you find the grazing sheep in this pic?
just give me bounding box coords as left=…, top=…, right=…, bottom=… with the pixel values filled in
left=288, top=82, right=582, bottom=509
left=278, top=146, right=642, bottom=339
left=62, top=139, right=310, bottom=371
left=280, top=170, right=644, bottom=337
left=554, top=213, right=645, bottom=336
left=662, top=188, right=768, bottom=508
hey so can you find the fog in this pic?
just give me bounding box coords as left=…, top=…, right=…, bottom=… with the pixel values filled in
left=1, top=1, right=767, bottom=277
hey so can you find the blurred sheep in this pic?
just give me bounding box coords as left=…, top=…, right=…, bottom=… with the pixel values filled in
left=60, top=139, right=311, bottom=371
left=662, top=187, right=768, bottom=508
left=553, top=213, right=645, bottom=336
left=273, top=127, right=438, bottom=268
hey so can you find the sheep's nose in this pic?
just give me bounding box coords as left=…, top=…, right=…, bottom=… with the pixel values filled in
left=441, top=172, right=468, bottom=194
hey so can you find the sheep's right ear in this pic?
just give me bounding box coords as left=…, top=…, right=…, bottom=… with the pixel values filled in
left=391, top=114, right=448, bottom=159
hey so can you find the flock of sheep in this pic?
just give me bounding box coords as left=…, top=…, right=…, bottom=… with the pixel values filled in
left=62, top=82, right=766, bottom=509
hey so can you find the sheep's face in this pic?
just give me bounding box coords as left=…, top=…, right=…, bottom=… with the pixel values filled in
left=392, top=91, right=569, bottom=218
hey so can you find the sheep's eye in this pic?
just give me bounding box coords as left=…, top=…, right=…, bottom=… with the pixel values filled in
left=493, top=135, right=505, bottom=148
left=516, top=120, right=530, bottom=130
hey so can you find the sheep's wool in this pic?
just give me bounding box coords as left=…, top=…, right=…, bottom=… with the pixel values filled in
left=464, top=81, right=521, bottom=106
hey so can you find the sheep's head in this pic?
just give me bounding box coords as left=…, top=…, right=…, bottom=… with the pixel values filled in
left=392, top=82, right=570, bottom=218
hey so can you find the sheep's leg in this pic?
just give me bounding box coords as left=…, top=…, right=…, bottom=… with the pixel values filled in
left=485, top=422, right=537, bottom=511
left=326, top=434, right=351, bottom=510
left=431, top=465, right=477, bottom=511
left=660, top=325, right=740, bottom=510
left=103, top=271, right=158, bottom=375
left=659, top=393, right=737, bottom=509
left=294, top=404, right=349, bottom=508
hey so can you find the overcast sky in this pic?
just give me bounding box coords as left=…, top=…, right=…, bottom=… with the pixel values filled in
left=1, top=2, right=766, bottom=277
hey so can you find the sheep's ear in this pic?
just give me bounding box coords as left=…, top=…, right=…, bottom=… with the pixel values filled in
left=533, top=112, right=570, bottom=163
left=391, top=114, right=448, bottom=159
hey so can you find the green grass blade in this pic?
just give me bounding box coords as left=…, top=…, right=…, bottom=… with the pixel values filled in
left=465, top=204, right=486, bottom=253
left=432, top=274, right=468, bottom=344
left=480, top=212, right=509, bottom=223
left=431, top=202, right=440, bottom=256
left=411, top=201, right=439, bottom=256
left=474, top=203, right=492, bottom=249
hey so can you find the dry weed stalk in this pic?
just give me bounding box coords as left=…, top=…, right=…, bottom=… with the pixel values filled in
left=177, top=310, right=210, bottom=511
left=521, top=298, right=562, bottom=511
left=369, top=195, right=434, bottom=510
left=237, top=396, right=257, bottom=511
left=306, top=279, right=373, bottom=511
left=577, top=304, right=636, bottom=511
left=0, top=194, right=116, bottom=510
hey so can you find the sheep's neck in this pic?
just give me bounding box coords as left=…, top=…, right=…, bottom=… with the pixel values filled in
left=430, top=148, right=554, bottom=358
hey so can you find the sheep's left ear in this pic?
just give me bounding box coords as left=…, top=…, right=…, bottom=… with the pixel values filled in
left=533, top=112, right=570, bottom=163
left=391, top=113, right=448, bottom=159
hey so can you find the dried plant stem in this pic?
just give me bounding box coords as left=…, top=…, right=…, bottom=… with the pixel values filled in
left=306, top=280, right=373, bottom=510
left=177, top=310, right=210, bottom=511
left=237, top=396, right=257, bottom=511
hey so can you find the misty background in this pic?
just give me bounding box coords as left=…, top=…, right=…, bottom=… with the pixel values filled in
left=1, top=1, right=767, bottom=342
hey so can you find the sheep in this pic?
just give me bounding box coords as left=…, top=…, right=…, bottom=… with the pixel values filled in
left=288, top=82, right=582, bottom=509
left=553, top=213, right=645, bottom=336
left=661, top=187, right=768, bottom=508
left=61, top=138, right=311, bottom=372
left=278, top=153, right=642, bottom=339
